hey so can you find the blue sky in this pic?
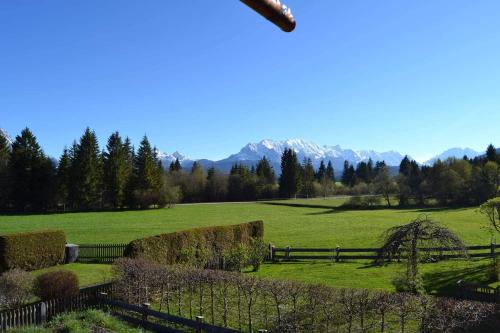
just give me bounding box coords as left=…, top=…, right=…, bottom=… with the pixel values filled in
left=1, top=0, right=499, bottom=162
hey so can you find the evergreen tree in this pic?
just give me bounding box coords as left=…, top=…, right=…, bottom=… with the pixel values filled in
left=399, top=156, right=412, bottom=177
left=133, top=136, right=164, bottom=208
left=169, top=158, right=182, bottom=173
left=486, top=144, right=498, bottom=162
left=8, top=128, right=56, bottom=211
left=301, top=158, right=315, bottom=198
left=71, top=128, right=103, bottom=209
left=341, top=161, right=350, bottom=186
left=279, top=148, right=302, bottom=198
left=316, top=160, right=326, bottom=181
left=103, top=132, right=131, bottom=208
left=326, top=161, right=335, bottom=182
left=355, top=161, right=369, bottom=183
left=56, top=148, right=71, bottom=210
left=205, top=167, right=227, bottom=202
left=0, top=134, right=10, bottom=209
left=256, top=156, right=275, bottom=185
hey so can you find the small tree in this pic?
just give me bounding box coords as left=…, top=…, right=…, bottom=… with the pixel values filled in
left=0, top=269, right=34, bottom=309
left=378, top=216, right=467, bottom=293
left=479, top=197, right=500, bottom=233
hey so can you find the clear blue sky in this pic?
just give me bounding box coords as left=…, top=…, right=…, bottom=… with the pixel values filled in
left=1, top=0, right=499, bottom=162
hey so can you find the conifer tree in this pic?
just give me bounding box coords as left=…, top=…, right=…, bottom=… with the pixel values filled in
left=316, top=160, right=326, bottom=181
left=326, top=161, right=335, bottom=182
left=56, top=148, right=71, bottom=210
left=486, top=144, right=498, bottom=163
left=71, top=128, right=103, bottom=209
left=279, top=148, right=302, bottom=198
left=256, top=156, right=275, bottom=185
left=133, top=136, right=164, bottom=208
left=8, top=128, right=56, bottom=211
left=302, top=158, right=315, bottom=198
left=103, top=132, right=130, bottom=208
left=0, top=134, right=10, bottom=209
left=169, top=158, right=182, bottom=173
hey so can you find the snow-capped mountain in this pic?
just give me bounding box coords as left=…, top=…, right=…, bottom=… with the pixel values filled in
left=216, top=138, right=407, bottom=173
left=157, top=150, right=192, bottom=167
left=161, top=139, right=409, bottom=174
left=0, top=128, right=13, bottom=145
left=424, top=148, right=481, bottom=165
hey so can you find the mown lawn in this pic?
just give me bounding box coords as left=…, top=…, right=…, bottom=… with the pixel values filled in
left=0, top=199, right=492, bottom=247
left=4, top=198, right=497, bottom=291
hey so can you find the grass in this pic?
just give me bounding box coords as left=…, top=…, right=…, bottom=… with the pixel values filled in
left=32, top=263, right=113, bottom=287
left=3, top=198, right=498, bottom=292
left=8, top=309, right=147, bottom=333
left=0, top=198, right=492, bottom=247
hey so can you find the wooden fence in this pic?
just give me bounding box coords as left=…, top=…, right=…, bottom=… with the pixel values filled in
left=269, top=243, right=497, bottom=262
left=77, top=243, right=127, bottom=263
left=98, top=294, right=243, bottom=333
left=456, top=281, right=500, bottom=303
left=0, top=283, right=113, bottom=332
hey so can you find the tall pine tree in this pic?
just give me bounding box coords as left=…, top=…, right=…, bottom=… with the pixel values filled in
left=71, top=128, right=103, bottom=209
left=103, top=132, right=131, bottom=208
left=279, top=148, right=302, bottom=198
left=0, top=134, right=10, bottom=209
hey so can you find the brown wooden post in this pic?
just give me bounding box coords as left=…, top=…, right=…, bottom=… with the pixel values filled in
left=268, top=243, right=273, bottom=261
left=196, top=315, right=204, bottom=333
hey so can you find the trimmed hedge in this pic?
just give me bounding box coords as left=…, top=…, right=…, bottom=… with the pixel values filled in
left=0, top=230, right=66, bottom=272
left=125, top=220, right=264, bottom=266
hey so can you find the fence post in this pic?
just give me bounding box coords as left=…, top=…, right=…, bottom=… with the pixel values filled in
left=39, top=302, right=47, bottom=325
left=196, top=315, right=204, bottom=333
left=285, top=246, right=291, bottom=260
left=141, top=303, right=150, bottom=324
left=491, top=241, right=496, bottom=260
left=268, top=243, right=273, bottom=261
left=335, top=246, right=341, bottom=262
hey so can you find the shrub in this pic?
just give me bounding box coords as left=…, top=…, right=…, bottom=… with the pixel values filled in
left=34, top=270, right=79, bottom=300
left=0, top=268, right=34, bottom=309
left=112, top=257, right=164, bottom=304
left=0, top=230, right=66, bottom=272
left=223, top=244, right=249, bottom=272
left=248, top=238, right=268, bottom=271
left=125, top=221, right=264, bottom=267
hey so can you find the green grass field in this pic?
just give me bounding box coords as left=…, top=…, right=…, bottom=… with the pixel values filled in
left=1, top=198, right=497, bottom=292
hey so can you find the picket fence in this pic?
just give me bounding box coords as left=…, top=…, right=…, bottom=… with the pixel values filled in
left=0, top=283, right=113, bottom=332
left=77, top=243, right=127, bottom=263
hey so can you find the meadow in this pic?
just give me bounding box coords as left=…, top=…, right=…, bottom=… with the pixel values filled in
left=1, top=198, right=497, bottom=293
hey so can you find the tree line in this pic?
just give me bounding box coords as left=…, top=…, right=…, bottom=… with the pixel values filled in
left=0, top=127, right=498, bottom=211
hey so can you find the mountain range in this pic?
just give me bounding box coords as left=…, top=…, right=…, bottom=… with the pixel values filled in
left=0, top=128, right=486, bottom=174
left=157, top=138, right=483, bottom=174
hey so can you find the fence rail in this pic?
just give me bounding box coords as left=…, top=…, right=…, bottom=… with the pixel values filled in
left=77, top=243, right=127, bottom=263
left=269, top=243, right=497, bottom=262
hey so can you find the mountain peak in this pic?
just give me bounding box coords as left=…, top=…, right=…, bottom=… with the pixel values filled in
left=424, top=147, right=481, bottom=165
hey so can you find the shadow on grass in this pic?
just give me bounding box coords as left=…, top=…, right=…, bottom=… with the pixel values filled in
left=422, top=262, right=493, bottom=296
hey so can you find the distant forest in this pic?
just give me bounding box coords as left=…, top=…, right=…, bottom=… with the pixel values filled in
left=0, top=127, right=498, bottom=212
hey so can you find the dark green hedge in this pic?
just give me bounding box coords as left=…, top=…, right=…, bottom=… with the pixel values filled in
left=125, top=220, right=264, bottom=266
left=0, top=230, right=66, bottom=272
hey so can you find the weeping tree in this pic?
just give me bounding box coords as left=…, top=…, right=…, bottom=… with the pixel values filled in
left=378, top=215, right=468, bottom=293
